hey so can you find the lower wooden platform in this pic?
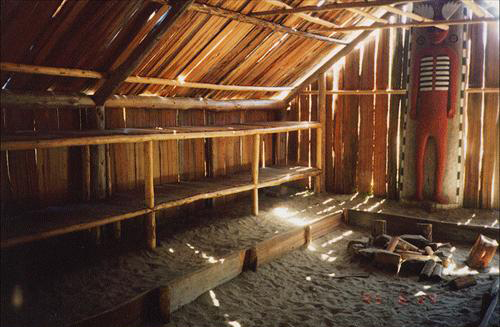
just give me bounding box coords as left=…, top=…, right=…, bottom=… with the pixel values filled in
left=1, top=166, right=320, bottom=249
left=68, top=212, right=343, bottom=327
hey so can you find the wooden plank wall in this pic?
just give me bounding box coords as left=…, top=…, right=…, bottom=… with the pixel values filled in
left=0, top=107, right=278, bottom=219
left=463, top=21, right=500, bottom=209
left=299, top=24, right=499, bottom=209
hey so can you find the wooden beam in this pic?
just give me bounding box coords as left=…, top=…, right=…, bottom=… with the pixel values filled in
left=1, top=62, right=293, bottom=92
left=252, top=134, right=260, bottom=216
left=189, top=2, right=349, bottom=45
left=0, top=91, right=285, bottom=111
left=251, top=0, right=424, bottom=16
left=301, top=88, right=500, bottom=95
left=93, top=0, right=194, bottom=105
left=144, top=140, right=156, bottom=250
left=307, top=17, right=498, bottom=33
left=381, top=5, right=449, bottom=30
left=347, top=8, right=388, bottom=23
left=461, top=0, right=493, bottom=18
left=263, top=0, right=339, bottom=28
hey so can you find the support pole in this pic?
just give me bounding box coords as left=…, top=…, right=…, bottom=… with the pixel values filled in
left=89, top=105, right=106, bottom=244
left=315, top=73, right=326, bottom=193
left=82, top=145, right=91, bottom=201
left=252, top=134, right=261, bottom=216
left=144, top=140, right=156, bottom=249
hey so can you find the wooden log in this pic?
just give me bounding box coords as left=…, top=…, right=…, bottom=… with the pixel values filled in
left=144, top=140, right=156, bottom=249
left=467, top=234, right=499, bottom=269
left=399, top=251, right=435, bottom=262
left=252, top=0, right=422, bottom=15
left=430, top=263, right=443, bottom=282
left=386, top=236, right=400, bottom=252
left=252, top=134, right=260, bottom=216
left=373, top=234, right=392, bottom=248
left=189, top=3, right=348, bottom=45
left=372, top=219, right=387, bottom=237
left=374, top=250, right=401, bottom=273
left=309, top=212, right=343, bottom=239
left=304, top=225, right=312, bottom=247
left=0, top=62, right=293, bottom=92
left=424, top=246, right=434, bottom=256
left=400, top=234, right=432, bottom=249
left=396, top=238, right=421, bottom=252
left=416, top=223, right=432, bottom=241
left=0, top=91, right=286, bottom=111
left=450, top=275, right=477, bottom=290
left=419, top=260, right=437, bottom=281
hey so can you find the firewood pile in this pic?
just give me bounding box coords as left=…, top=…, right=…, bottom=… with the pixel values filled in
left=347, top=219, right=498, bottom=282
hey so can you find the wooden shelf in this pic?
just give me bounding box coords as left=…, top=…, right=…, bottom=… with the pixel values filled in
left=1, top=166, right=320, bottom=249
left=0, top=121, right=320, bottom=151
left=1, top=194, right=150, bottom=249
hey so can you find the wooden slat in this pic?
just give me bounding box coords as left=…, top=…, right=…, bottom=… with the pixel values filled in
left=333, top=67, right=345, bottom=193
left=287, top=97, right=299, bottom=164
left=463, top=22, right=485, bottom=208
left=357, top=37, right=375, bottom=194
left=325, top=70, right=334, bottom=192
left=373, top=29, right=390, bottom=196
left=481, top=21, right=499, bottom=208
left=387, top=17, right=405, bottom=200
left=315, top=73, right=326, bottom=193
left=342, top=49, right=360, bottom=193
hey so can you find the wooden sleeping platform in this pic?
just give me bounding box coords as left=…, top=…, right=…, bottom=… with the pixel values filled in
left=1, top=121, right=322, bottom=249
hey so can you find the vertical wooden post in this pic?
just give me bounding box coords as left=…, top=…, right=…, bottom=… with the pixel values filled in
left=82, top=145, right=91, bottom=201
left=89, top=105, right=106, bottom=244
left=144, top=140, right=156, bottom=249
left=315, top=73, right=326, bottom=193
left=252, top=134, right=260, bottom=216
left=106, top=143, right=120, bottom=239
left=372, top=219, right=387, bottom=237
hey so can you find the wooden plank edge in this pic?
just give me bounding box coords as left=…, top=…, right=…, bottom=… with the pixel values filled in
left=1, top=208, right=151, bottom=249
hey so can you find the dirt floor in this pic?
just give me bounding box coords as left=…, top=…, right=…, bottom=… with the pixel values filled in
left=1, top=189, right=499, bottom=327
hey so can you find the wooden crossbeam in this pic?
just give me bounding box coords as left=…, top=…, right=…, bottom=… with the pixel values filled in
left=0, top=62, right=292, bottom=92
left=461, top=0, right=493, bottom=17
left=307, top=17, right=498, bottom=33
left=264, top=0, right=339, bottom=28
left=189, top=2, right=349, bottom=45
left=382, top=5, right=449, bottom=30
left=93, top=0, right=194, bottom=105
left=251, top=0, right=424, bottom=16
left=347, top=8, right=388, bottom=23
left=0, top=91, right=285, bottom=111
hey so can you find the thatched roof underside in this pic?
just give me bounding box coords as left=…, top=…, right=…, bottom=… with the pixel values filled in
left=0, top=0, right=382, bottom=100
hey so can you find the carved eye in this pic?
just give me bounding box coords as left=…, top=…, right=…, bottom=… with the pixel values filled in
left=414, top=4, right=434, bottom=19
left=442, top=1, right=461, bottom=20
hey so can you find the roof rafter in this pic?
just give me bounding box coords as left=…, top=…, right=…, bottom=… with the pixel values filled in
left=189, top=3, right=349, bottom=45
left=263, top=0, right=339, bottom=28
left=382, top=5, right=449, bottom=30
left=93, top=0, right=195, bottom=105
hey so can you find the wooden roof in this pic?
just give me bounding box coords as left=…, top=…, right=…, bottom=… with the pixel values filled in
left=1, top=0, right=381, bottom=100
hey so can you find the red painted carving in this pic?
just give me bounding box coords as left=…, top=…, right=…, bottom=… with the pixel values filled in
left=410, top=20, right=460, bottom=204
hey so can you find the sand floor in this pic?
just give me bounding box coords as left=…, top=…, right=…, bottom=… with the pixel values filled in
left=1, top=190, right=499, bottom=327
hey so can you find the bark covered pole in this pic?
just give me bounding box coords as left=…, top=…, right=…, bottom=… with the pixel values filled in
left=252, top=134, right=261, bottom=216
left=144, top=140, right=156, bottom=249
